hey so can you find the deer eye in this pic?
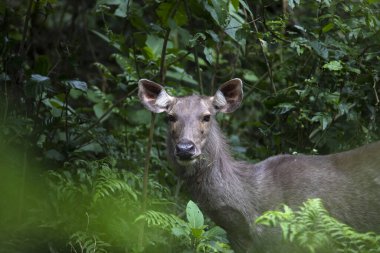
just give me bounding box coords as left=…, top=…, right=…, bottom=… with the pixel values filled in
left=167, top=114, right=177, bottom=122
left=202, top=115, right=211, bottom=122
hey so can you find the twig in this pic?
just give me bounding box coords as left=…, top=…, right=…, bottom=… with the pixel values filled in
left=72, top=87, right=138, bottom=142
left=245, top=54, right=296, bottom=98
left=137, top=2, right=178, bottom=249
left=373, top=76, right=379, bottom=106
left=312, top=103, right=356, bottom=147
left=19, top=0, right=34, bottom=56
left=194, top=47, right=203, bottom=94
left=251, top=15, right=276, bottom=95
left=210, top=43, right=221, bottom=93
left=159, top=29, right=171, bottom=83
left=65, top=89, right=70, bottom=148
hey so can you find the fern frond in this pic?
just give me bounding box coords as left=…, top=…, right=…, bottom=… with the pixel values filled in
left=93, top=62, right=115, bottom=80
left=93, top=168, right=138, bottom=202
left=256, top=198, right=380, bottom=253
left=136, top=210, right=186, bottom=231
left=70, top=231, right=110, bottom=253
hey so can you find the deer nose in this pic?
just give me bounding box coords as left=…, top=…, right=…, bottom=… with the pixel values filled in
left=175, top=140, right=195, bottom=160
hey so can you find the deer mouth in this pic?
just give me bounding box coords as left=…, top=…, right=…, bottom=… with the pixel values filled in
left=176, top=156, right=199, bottom=166
left=175, top=152, right=200, bottom=166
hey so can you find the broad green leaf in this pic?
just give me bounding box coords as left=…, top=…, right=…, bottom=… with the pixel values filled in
left=45, top=149, right=65, bottom=161
left=224, top=15, right=245, bottom=44
left=203, top=47, right=214, bottom=64
left=311, top=113, right=332, bottom=130
left=93, top=103, right=106, bottom=119
left=294, top=25, right=306, bottom=33
left=167, top=66, right=197, bottom=85
left=76, top=142, right=103, bottom=153
left=316, top=0, right=331, bottom=7
left=309, top=40, right=328, bottom=59
left=203, top=226, right=226, bottom=239
left=323, top=60, right=343, bottom=71
left=288, top=0, right=300, bottom=9
left=157, top=2, right=188, bottom=27
left=322, top=23, right=334, bottom=33
left=191, top=228, right=204, bottom=239
left=243, top=71, right=258, bottom=82
left=274, top=103, right=296, bottom=114
left=31, top=74, right=50, bottom=84
left=97, top=0, right=123, bottom=5
left=91, top=30, right=121, bottom=51
left=64, top=80, right=88, bottom=92
left=186, top=200, right=204, bottom=229
left=172, top=226, right=189, bottom=237
left=231, top=0, right=239, bottom=11
left=204, top=0, right=229, bottom=27
left=114, top=0, right=129, bottom=18
left=145, top=35, right=165, bottom=59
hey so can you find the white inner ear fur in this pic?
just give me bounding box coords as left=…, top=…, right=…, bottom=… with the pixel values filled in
left=213, top=90, right=227, bottom=108
left=155, top=90, right=173, bottom=109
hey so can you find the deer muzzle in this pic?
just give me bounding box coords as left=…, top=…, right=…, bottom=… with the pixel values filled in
left=175, top=139, right=197, bottom=161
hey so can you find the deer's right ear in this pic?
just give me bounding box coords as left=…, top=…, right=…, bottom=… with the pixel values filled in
left=138, top=79, right=174, bottom=113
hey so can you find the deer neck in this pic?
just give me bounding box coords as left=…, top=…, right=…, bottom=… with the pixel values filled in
left=170, top=121, right=237, bottom=181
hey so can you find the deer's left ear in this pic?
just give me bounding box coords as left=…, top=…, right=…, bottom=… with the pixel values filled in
left=212, top=78, right=243, bottom=113
left=138, top=79, right=174, bottom=113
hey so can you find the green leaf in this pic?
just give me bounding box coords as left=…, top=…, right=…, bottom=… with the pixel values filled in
left=317, top=0, right=331, bottom=7
left=93, top=103, right=106, bottom=119
left=231, top=0, right=239, bottom=11
left=274, top=103, right=296, bottom=114
left=172, top=226, right=189, bottom=237
left=186, top=200, right=204, bottom=229
left=311, top=113, right=332, bottom=130
left=114, top=0, right=129, bottom=18
left=166, top=66, right=197, bottom=85
left=31, top=74, right=50, bottom=84
left=323, top=60, right=343, bottom=71
left=144, top=35, right=164, bottom=60
left=288, top=0, right=300, bottom=9
left=191, top=228, right=204, bottom=239
left=243, top=70, right=258, bottom=82
left=322, top=23, right=334, bottom=33
left=203, top=226, right=226, bottom=239
left=45, top=149, right=65, bottom=161
left=64, top=80, right=88, bottom=92
left=157, top=2, right=188, bottom=27
left=91, top=30, right=121, bottom=51
left=204, top=0, right=229, bottom=27
left=203, top=47, right=214, bottom=64
left=309, top=40, right=328, bottom=59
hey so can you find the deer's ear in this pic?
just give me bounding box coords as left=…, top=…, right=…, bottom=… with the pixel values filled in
left=138, top=79, right=174, bottom=113
left=212, top=78, right=243, bottom=113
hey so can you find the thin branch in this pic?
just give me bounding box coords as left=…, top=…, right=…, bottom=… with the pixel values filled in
left=72, top=87, right=138, bottom=142
left=373, top=76, right=379, bottom=106
left=210, top=43, right=221, bottom=93
left=244, top=54, right=297, bottom=99
left=251, top=16, right=276, bottom=95
left=194, top=47, right=203, bottom=94
left=65, top=89, right=70, bottom=148
left=19, top=0, right=34, bottom=56
left=137, top=2, right=178, bottom=249
left=159, top=29, right=171, bottom=83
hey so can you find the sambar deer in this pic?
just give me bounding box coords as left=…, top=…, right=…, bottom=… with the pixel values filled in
left=138, top=78, right=380, bottom=252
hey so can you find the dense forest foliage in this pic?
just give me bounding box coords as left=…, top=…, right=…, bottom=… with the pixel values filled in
left=1, top=0, right=380, bottom=252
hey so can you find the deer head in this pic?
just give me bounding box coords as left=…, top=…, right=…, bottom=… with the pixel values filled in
left=138, top=79, right=243, bottom=166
